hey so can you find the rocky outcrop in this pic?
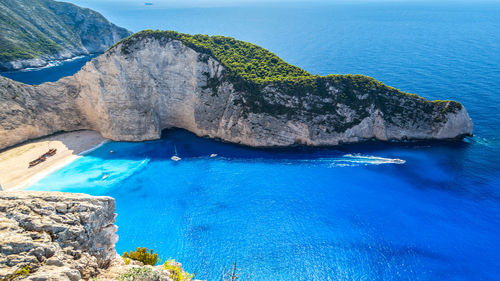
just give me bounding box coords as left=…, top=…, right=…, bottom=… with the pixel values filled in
left=0, top=0, right=131, bottom=71
left=0, top=191, right=117, bottom=280
left=0, top=77, right=89, bottom=149
left=0, top=32, right=473, bottom=150
left=0, top=192, right=199, bottom=281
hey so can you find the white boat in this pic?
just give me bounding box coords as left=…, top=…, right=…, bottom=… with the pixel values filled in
left=171, top=145, right=181, bottom=161
left=393, top=158, right=406, bottom=164
left=210, top=154, right=217, bottom=158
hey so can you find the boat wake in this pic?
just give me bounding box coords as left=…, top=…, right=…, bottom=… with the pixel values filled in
left=18, top=55, right=89, bottom=72
left=464, top=136, right=499, bottom=148
left=331, top=154, right=406, bottom=167
left=222, top=154, right=406, bottom=167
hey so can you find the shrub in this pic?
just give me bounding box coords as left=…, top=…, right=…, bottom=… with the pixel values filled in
left=122, top=247, right=159, bottom=266
left=3, top=265, right=30, bottom=281
left=118, top=267, right=161, bottom=281
left=432, top=100, right=462, bottom=114
left=164, top=259, right=195, bottom=281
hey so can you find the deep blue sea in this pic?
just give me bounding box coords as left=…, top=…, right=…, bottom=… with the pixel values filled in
left=4, top=2, right=500, bottom=280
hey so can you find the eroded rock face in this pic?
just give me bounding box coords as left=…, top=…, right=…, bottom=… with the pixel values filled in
left=0, top=0, right=131, bottom=71
left=0, top=36, right=473, bottom=150
left=0, top=77, right=89, bottom=149
left=0, top=192, right=117, bottom=280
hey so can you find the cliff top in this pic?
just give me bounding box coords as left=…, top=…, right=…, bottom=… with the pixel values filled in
left=111, top=29, right=310, bottom=83
left=111, top=30, right=463, bottom=123
left=0, top=191, right=116, bottom=279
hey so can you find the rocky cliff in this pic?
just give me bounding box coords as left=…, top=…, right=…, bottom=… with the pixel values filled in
left=0, top=31, right=473, bottom=150
left=0, top=192, right=117, bottom=280
left=0, top=192, right=197, bottom=281
left=0, top=0, right=131, bottom=71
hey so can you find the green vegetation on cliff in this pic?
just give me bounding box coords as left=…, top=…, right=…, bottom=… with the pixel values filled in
left=3, top=265, right=30, bottom=281
left=122, top=247, right=159, bottom=266
left=113, top=30, right=462, bottom=130
left=116, top=29, right=310, bottom=83
left=119, top=248, right=194, bottom=281
left=0, top=0, right=131, bottom=70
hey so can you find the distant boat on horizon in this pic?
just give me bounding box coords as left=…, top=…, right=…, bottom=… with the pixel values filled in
left=145, top=2, right=153, bottom=5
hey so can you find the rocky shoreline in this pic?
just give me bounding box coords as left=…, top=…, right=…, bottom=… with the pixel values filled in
left=1, top=53, right=91, bottom=73
left=0, top=54, right=96, bottom=74
left=0, top=0, right=131, bottom=72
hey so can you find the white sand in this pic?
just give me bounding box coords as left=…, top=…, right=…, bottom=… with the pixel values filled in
left=0, top=130, right=108, bottom=191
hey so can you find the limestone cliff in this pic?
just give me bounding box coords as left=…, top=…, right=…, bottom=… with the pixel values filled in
left=0, top=0, right=131, bottom=71
left=0, top=192, right=117, bottom=280
left=0, top=31, right=473, bottom=150
left=0, top=192, right=197, bottom=281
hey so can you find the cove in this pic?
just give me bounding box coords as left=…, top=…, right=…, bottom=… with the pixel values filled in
left=7, top=2, right=500, bottom=279
left=26, top=129, right=499, bottom=280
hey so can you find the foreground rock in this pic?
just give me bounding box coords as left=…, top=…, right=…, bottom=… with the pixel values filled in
left=0, top=192, right=198, bottom=281
left=0, top=31, right=473, bottom=150
left=0, top=0, right=131, bottom=71
left=0, top=192, right=117, bottom=280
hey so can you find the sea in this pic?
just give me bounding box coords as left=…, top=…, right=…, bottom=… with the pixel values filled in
left=2, top=2, right=499, bottom=280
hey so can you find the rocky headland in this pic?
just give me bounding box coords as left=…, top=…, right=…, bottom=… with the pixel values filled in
left=0, top=0, right=131, bottom=71
left=0, top=191, right=196, bottom=281
left=0, top=30, right=473, bottom=151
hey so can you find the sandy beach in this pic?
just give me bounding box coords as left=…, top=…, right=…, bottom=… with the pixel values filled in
left=0, top=130, right=108, bottom=191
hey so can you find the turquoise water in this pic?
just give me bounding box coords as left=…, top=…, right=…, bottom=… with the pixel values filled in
left=9, top=2, right=500, bottom=280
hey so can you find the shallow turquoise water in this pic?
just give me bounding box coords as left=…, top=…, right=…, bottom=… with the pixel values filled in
left=9, top=2, right=500, bottom=280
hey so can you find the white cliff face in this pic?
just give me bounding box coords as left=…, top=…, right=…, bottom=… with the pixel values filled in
left=0, top=77, right=89, bottom=149
left=434, top=107, right=474, bottom=139
left=0, top=36, right=473, bottom=150
left=0, top=192, right=117, bottom=280
left=68, top=38, right=226, bottom=141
